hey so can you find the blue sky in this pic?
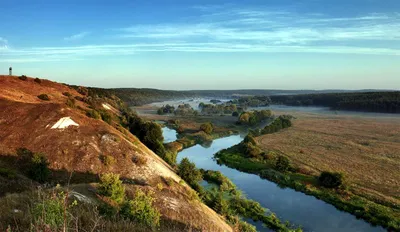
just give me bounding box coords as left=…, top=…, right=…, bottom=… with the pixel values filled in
left=1, top=0, right=399, bottom=90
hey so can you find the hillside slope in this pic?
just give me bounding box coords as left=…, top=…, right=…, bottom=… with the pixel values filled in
left=0, top=75, right=232, bottom=232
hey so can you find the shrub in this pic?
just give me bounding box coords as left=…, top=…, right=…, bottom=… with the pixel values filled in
left=275, top=155, right=290, bottom=172
left=132, top=155, right=147, bottom=166
left=232, top=111, right=239, bottom=117
left=178, top=158, right=202, bottom=187
left=100, top=111, right=112, bottom=124
left=34, top=78, right=42, bottom=84
left=98, top=173, right=125, bottom=204
left=0, top=167, right=16, bottom=179
left=28, top=153, right=51, bottom=183
left=75, top=96, right=85, bottom=102
left=120, top=189, right=160, bottom=229
left=86, top=109, right=101, bottom=119
left=100, top=154, right=116, bottom=167
left=319, top=171, right=344, bottom=188
left=243, top=135, right=257, bottom=146
left=32, top=191, right=76, bottom=231
left=18, top=75, right=27, bottom=81
left=238, top=220, right=257, bottom=232
left=200, top=122, right=214, bottom=134
left=62, top=92, right=72, bottom=97
left=37, top=94, right=50, bottom=101
left=77, top=86, right=88, bottom=96
left=66, top=98, right=76, bottom=108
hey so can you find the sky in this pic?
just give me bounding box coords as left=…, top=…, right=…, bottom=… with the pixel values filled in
left=1, top=0, right=399, bottom=90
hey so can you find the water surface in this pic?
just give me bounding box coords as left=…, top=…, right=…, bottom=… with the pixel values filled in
left=174, top=134, right=384, bottom=232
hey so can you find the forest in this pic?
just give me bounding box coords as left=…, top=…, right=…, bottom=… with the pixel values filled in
left=270, top=92, right=400, bottom=113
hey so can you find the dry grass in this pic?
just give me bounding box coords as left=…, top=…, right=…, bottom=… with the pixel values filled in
left=256, top=112, right=400, bottom=206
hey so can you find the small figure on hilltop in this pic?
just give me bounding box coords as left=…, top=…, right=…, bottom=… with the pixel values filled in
left=9, top=67, right=12, bottom=76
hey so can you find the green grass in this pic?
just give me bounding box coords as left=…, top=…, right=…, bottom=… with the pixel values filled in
left=215, top=146, right=400, bottom=231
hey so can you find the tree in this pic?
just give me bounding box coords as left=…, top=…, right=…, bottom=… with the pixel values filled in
left=29, top=153, right=51, bottom=183
left=120, top=189, right=160, bottom=229
left=200, top=122, right=214, bottom=134
left=319, top=171, right=343, bottom=188
left=178, top=158, right=202, bottom=186
left=275, top=155, right=290, bottom=172
left=97, top=173, right=125, bottom=204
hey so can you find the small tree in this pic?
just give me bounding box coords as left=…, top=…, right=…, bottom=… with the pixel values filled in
left=319, top=171, right=343, bottom=188
left=178, top=158, right=202, bottom=186
left=200, top=122, right=214, bottom=134
left=275, top=155, right=290, bottom=172
left=120, top=189, right=160, bottom=229
left=97, top=173, right=125, bottom=204
left=29, top=153, right=51, bottom=183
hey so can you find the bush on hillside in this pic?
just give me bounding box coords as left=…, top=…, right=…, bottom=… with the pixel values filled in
left=77, top=86, right=88, bottom=96
left=319, top=171, right=344, bottom=188
left=120, top=189, right=160, bottom=229
left=37, top=94, right=50, bottom=101
left=34, top=78, right=41, bottom=84
left=97, top=173, right=125, bottom=204
left=86, top=109, right=101, bottom=119
left=100, top=111, right=112, bottom=124
left=28, top=153, right=51, bottom=183
left=200, top=122, right=214, bottom=134
left=66, top=98, right=76, bottom=108
left=18, top=75, right=27, bottom=81
left=132, top=155, right=147, bottom=166
left=62, top=92, right=72, bottom=97
left=100, top=154, right=116, bottom=167
left=275, top=155, right=290, bottom=172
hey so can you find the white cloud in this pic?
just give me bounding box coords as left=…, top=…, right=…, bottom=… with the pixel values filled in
left=1, top=42, right=400, bottom=63
left=0, top=37, right=8, bottom=44
left=2, top=6, right=400, bottom=63
left=64, top=32, right=90, bottom=41
left=117, top=7, right=400, bottom=46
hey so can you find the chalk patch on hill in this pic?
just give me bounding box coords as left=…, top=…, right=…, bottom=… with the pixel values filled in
left=102, top=103, right=111, bottom=110
left=51, top=117, right=79, bottom=129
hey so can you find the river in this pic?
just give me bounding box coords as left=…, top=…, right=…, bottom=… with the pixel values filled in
left=162, top=128, right=384, bottom=232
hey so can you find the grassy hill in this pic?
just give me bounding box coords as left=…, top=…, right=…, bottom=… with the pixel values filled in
left=0, top=75, right=233, bottom=232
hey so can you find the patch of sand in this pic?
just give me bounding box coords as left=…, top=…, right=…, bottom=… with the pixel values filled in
left=51, top=117, right=79, bottom=129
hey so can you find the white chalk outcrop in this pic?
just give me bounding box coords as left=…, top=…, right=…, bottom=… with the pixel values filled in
left=102, top=103, right=111, bottom=110
left=51, top=117, right=79, bottom=129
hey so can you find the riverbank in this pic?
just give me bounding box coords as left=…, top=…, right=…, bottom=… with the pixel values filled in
left=215, top=140, right=400, bottom=231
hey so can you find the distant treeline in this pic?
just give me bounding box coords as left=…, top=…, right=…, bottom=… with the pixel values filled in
left=270, top=92, right=400, bottom=113
left=82, top=87, right=374, bottom=106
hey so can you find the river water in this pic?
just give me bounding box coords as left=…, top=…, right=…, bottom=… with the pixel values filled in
left=162, top=129, right=384, bottom=232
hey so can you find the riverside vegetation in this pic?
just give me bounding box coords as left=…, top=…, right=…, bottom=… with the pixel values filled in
left=177, top=158, right=302, bottom=232
left=215, top=116, right=400, bottom=230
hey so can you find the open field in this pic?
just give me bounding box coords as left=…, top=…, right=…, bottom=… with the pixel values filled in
left=256, top=111, right=400, bottom=206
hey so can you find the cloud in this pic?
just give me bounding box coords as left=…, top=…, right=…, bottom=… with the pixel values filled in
left=64, top=32, right=90, bottom=41
left=0, top=37, right=8, bottom=44
left=1, top=43, right=399, bottom=63
left=2, top=6, right=400, bottom=63
left=117, top=7, right=400, bottom=46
